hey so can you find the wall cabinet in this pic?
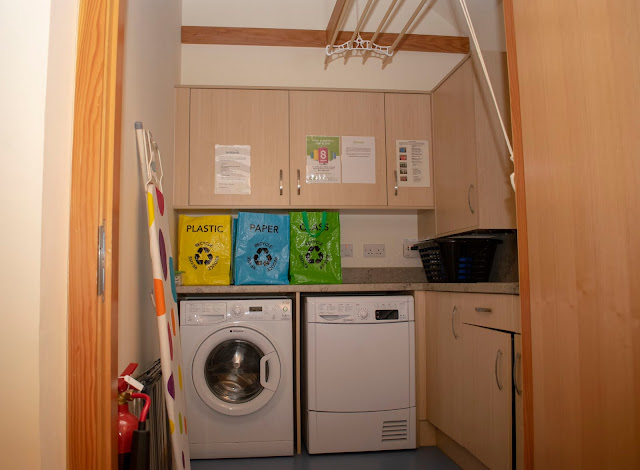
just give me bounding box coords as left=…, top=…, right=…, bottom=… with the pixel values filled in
left=288, top=90, right=387, bottom=207
left=423, top=291, right=519, bottom=470
left=185, top=88, right=290, bottom=207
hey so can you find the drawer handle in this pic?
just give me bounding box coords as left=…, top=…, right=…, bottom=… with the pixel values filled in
left=495, top=349, right=503, bottom=390
left=475, top=307, right=492, bottom=313
left=513, top=352, right=522, bottom=396
left=394, top=170, right=398, bottom=196
left=279, top=169, right=283, bottom=196
left=468, top=184, right=475, bottom=214
left=297, top=169, right=301, bottom=195
left=451, top=306, right=460, bottom=339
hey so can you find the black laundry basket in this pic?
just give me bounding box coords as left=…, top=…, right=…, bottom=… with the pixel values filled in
left=417, top=236, right=502, bottom=283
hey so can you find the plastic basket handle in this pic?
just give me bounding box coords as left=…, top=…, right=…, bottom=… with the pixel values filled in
left=302, top=211, right=327, bottom=238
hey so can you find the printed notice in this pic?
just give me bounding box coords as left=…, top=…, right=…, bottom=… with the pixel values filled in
left=397, top=140, right=430, bottom=187
left=341, top=136, right=376, bottom=184
left=214, top=144, right=251, bottom=194
left=305, top=136, right=341, bottom=183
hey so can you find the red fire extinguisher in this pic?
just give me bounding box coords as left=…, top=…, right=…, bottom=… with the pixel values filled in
left=118, top=363, right=151, bottom=470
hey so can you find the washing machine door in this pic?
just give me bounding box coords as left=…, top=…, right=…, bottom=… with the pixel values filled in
left=192, top=326, right=281, bottom=416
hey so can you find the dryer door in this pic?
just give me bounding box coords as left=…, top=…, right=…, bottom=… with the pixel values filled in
left=192, top=326, right=281, bottom=416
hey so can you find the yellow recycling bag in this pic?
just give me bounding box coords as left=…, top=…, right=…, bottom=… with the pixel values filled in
left=178, top=215, right=232, bottom=285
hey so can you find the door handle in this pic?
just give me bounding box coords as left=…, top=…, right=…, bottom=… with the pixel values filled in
left=513, top=352, right=522, bottom=396
left=297, top=169, right=301, bottom=196
left=394, top=170, right=398, bottom=196
left=468, top=184, right=475, bottom=214
left=260, top=352, right=278, bottom=391
left=451, top=306, right=460, bottom=339
left=495, top=349, right=503, bottom=390
left=279, top=169, right=283, bottom=196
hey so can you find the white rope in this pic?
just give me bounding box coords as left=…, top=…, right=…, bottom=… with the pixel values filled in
left=458, top=0, right=515, bottom=191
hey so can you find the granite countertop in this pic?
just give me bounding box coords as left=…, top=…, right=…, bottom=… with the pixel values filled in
left=176, top=281, right=519, bottom=295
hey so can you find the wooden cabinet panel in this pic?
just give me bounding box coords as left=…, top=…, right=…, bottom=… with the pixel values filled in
left=514, top=334, right=524, bottom=470
left=432, top=59, right=479, bottom=235
left=460, top=292, right=521, bottom=334
left=385, top=93, right=434, bottom=208
left=189, top=89, right=290, bottom=207
left=461, top=324, right=512, bottom=470
left=289, top=90, right=387, bottom=207
left=425, top=292, right=465, bottom=443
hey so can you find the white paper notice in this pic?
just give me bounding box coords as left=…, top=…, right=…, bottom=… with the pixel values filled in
left=341, top=136, right=376, bottom=184
left=397, top=140, right=430, bottom=187
left=214, top=144, right=251, bottom=194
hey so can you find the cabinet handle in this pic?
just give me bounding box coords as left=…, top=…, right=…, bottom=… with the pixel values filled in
left=513, top=352, right=522, bottom=396
left=297, top=169, right=301, bottom=195
left=451, top=306, right=460, bottom=339
left=394, top=170, right=398, bottom=196
left=495, top=349, right=503, bottom=390
left=279, top=169, right=283, bottom=196
left=475, top=307, right=492, bottom=313
left=468, top=184, right=475, bottom=214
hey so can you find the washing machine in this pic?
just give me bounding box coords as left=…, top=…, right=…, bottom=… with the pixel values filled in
left=304, top=295, right=416, bottom=454
left=180, top=298, right=293, bottom=459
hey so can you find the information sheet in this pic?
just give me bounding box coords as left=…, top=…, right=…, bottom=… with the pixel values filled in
left=305, top=135, right=341, bottom=183
left=341, top=136, right=376, bottom=184
left=396, top=140, right=430, bottom=187
left=214, top=144, right=251, bottom=194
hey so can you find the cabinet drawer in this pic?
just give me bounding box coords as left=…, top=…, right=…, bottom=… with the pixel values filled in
left=460, top=293, right=520, bottom=333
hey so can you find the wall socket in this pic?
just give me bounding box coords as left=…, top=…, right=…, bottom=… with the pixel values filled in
left=363, top=243, right=386, bottom=257
left=341, top=243, right=353, bottom=258
left=403, top=239, right=420, bottom=258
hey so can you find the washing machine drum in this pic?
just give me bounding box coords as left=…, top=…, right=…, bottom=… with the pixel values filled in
left=192, top=326, right=281, bottom=416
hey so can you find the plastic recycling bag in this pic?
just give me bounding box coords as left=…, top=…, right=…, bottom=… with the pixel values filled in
left=234, top=212, right=290, bottom=285
left=289, top=211, right=342, bottom=285
left=178, top=215, right=232, bottom=285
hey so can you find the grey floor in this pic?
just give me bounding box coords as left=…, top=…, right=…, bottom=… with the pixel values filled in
left=191, top=447, right=461, bottom=470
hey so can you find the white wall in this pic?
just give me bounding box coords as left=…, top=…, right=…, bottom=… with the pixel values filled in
left=38, top=1, right=79, bottom=468
left=0, top=1, right=52, bottom=468
left=118, top=0, right=182, bottom=372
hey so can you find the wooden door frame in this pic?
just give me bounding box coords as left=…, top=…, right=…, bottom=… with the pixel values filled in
left=67, top=0, right=125, bottom=468
left=502, top=1, right=534, bottom=469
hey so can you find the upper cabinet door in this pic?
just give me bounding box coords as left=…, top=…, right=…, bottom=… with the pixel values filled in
left=432, top=59, right=479, bottom=235
left=289, top=91, right=387, bottom=207
left=189, top=89, right=290, bottom=207
left=385, top=94, right=434, bottom=208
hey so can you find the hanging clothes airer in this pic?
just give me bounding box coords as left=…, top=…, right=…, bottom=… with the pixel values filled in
left=135, top=122, right=192, bottom=469
left=457, top=0, right=516, bottom=191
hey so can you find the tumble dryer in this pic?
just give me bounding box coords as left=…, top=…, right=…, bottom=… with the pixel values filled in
left=180, top=298, right=293, bottom=459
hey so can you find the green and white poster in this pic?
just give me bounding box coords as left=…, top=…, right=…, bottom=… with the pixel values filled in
left=305, top=135, right=341, bottom=184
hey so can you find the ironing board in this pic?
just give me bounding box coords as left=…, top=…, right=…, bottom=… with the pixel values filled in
left=135, top=122, right=191, bottom=469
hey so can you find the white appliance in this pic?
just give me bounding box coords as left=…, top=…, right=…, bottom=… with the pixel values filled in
left=180, top=298, right=293, bottom=459
left=304, top=295, right=416, bottom=454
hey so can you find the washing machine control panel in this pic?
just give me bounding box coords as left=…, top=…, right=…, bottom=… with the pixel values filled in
left=181, top=299, right=292, bottom=325
left=312, top=297, right=412, bottom=323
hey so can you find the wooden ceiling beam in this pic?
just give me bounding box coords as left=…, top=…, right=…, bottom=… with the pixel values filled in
left=182, top=26, right=470, bottom=54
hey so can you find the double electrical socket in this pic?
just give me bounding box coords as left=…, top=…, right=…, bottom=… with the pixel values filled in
left=363, top=243, right=386, bottom=257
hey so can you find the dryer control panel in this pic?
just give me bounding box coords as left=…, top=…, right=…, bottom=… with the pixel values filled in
left=180, top=299, right=292, bottom=326
left=306, top=296, right=414, bottom=324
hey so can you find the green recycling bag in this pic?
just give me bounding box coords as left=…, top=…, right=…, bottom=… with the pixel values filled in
left=289, top=211, right=342, bottom=285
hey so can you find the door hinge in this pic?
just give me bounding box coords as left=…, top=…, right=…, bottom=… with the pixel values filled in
left=97, top=222, right=106, bottom=300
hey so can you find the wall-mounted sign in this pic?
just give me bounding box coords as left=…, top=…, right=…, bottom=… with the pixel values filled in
left=214, top=144, right=251, bottom=194
left=341, top=136, right=376, bottom=184
left=305, top=135, right=341, bottom=184
left=396, top=140, right=429, bottom=188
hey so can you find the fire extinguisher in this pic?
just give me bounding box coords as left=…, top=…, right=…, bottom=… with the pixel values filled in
left=118, top=363, right=151, bottom=470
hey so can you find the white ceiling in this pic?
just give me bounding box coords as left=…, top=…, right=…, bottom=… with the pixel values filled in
left=182, top=0, right=506, bottom=51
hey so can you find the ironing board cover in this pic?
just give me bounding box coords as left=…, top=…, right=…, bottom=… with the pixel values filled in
left=145, top=183, right=191, bottom=469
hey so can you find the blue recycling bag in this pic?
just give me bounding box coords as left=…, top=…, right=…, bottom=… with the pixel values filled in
left=234, top=212, right=290, bottom=285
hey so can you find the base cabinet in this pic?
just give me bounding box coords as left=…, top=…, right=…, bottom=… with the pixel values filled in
left=424, top=292, right=517, bottom=470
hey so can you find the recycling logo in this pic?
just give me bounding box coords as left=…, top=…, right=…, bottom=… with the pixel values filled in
left=305, top=245, right=324, bottom=264
left=253, top=247, right=273, bottom=267
left=194, top=246, right=214, bottom=265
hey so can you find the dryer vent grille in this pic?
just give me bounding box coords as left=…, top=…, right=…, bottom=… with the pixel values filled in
left=381, top=420, right=408, bottom=442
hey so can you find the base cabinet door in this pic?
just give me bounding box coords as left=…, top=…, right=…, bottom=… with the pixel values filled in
left=461, top=323, right=513, bottom=470
left=514, top=334, right=524, bottom=470
left=425, top=292, right=465, bottom=443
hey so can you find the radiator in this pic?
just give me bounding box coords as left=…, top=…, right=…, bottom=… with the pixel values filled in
left=130, top=360, right=172, bottom=469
